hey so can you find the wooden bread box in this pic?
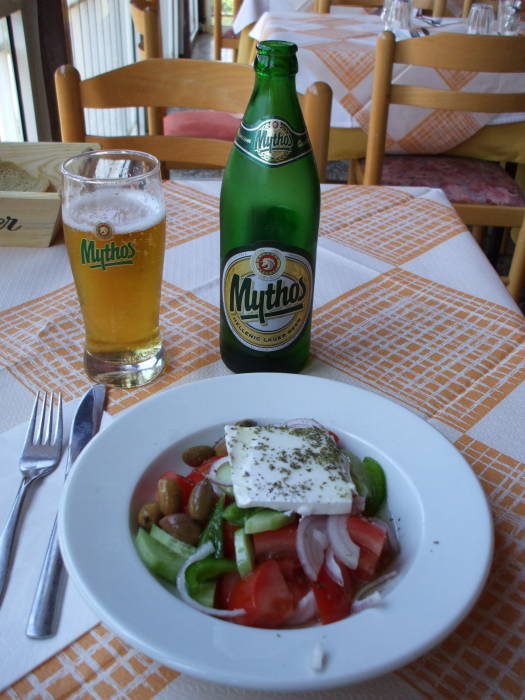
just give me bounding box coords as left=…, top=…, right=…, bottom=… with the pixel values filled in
left=0, top=142, right=100, bottom=247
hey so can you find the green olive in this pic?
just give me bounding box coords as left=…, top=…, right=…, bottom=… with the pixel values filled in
left=214, top=440, right=228, bottom=457
left=159, top=513, right=201, bottom=545
left=137, top=502, right=161, bottom=531
left=235, top=419, right=257, bottom=427
left=182, top=445, right=215, bottom=467
left=157, top=477, right=182, bottom=515
left=187, top=479, right=215, bottom=521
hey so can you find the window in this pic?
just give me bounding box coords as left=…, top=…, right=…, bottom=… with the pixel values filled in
left=0, top=16, right=24, bottom=140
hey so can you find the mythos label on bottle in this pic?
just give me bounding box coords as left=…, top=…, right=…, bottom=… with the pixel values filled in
left=222, top=247, right=313, bottom=351
left=234, top=118, right=312, bottom=167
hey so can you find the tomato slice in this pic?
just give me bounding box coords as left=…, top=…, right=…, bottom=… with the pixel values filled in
left=185, top=470, right=206, bottom=487
left=222, top=520, right=238, bottom=560
left=328, top=430, right=339, bottom=445
left=194, top=456, right=220, bottom=476
left=354, top=546, right=378, bottom=581
left=159, top=470, right=179, bottom=480
left=347, top=517, right=387, bottom=557
left=253, top=524, right=297, bottom=560
left=216, top=570, right=241, bottom=609
left=275, top=556, right=310, bottom=607
left=228, top=559, right=294, bottom=628
left=312, top=562, right=354, bottom=625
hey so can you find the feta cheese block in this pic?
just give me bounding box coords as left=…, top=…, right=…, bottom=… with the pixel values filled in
left=224, top=424, right=356, bottom=515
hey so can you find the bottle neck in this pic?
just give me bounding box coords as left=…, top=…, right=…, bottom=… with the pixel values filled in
left=254, top=49, right=298, bottom=79
left=243, top=41, right=304, bottom=129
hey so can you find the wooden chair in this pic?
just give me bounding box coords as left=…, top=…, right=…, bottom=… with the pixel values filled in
left=213, top=0, right=242, bottom=61
left=128, top=4, right=250, bottom=157
left=130, top=0, right=161, bottom=60
left=129, top=0, right=163, bottom=135
left=363, top=31, right=525, bottom=301
left=316, top=0, right=447, bottom=17
left=461, top=0, right=498, bottom=16
left=54, top=60, right=332, bottom=180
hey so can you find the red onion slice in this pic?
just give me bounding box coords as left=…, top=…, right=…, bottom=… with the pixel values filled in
left=176, top=542, right=245, bottom=618
left=207, top=456, right=233, bottom=495
left=207, top=456, right=231, bottom=485
left=284, top=590, right=317, bottom=626
left=297, top=515, right=328, bottom=581
left=325, top=547, right=344, bottom=586
left=355, top=570, right=398, bottom=602
left=370, top=517, right=400, bottom=554
left=327, top=514, right=360, bottom=570
left=352, top=591, right=382, bottom=613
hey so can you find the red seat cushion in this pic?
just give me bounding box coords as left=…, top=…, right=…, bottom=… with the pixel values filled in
left=373, top=155, right=525, bottom=207
left=163, top=110, right=241, bottom=142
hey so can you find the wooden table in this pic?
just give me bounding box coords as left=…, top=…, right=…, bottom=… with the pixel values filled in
left=0, top=180, right=523, bottom=699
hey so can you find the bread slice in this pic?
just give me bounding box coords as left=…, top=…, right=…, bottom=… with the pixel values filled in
left=0, top=160, right=50, bottom=192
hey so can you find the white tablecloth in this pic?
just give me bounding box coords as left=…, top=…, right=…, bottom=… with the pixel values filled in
left=233, top=0, right=315, bottom=33
left=1, top=180, right=523, bottom=699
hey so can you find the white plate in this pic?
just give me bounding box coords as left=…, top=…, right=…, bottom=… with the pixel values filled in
left=58, top=374, right=493, bottom=692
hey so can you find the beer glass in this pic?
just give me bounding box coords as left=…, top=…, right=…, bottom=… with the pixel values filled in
left=383, top=0, right=412, bottom=31
left=467, top=3, right=495, bottom=33
left=62, top=150, right=166, bottom=388
left=497, top=0, right=520, bottom=34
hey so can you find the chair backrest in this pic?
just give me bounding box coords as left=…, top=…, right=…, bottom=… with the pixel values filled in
left=54, top=60, right=332, bottom=179
left=130, top=0, right=161, bottom=60
left=316, top=0, right=447, bottom=17
left=129, top=0, right=163, bottom=135
left=461, top=0, right=498, bottom=16
left=213, top=0, right=242, bottom=61
left=364, top=31, right=525, bottom=185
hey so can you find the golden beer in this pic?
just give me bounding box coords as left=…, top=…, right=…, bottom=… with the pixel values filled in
left=62, top=151, right=166, bottom=387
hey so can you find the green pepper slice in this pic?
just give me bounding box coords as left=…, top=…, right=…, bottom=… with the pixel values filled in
left=199, top=494, right=226, bottom=557
left=361, top=457, right=387, bottom=516
left=349, top=454, right=387, bottom=516
left=222, top=502, right=261, bottom=526
left=185, top=557, right=237, bottom=605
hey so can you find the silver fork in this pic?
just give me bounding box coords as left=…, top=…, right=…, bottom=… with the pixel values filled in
left=0, top=392, right=63, bottom=605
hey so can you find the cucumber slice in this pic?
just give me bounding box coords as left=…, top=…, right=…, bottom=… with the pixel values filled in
left=244, top=509, right=295, bottom=534
left=234, top=528, right=254, bottom=577
left=135, top=528, right=186, bottom=583
left=208, top=457, right=233, bottom=495
left=215, top=460, right=232, bottom=485
left=149, top=524, right=196, bottom=559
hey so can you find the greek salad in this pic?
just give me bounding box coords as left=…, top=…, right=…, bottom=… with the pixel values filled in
left=135, top=419, right=398, bottom=628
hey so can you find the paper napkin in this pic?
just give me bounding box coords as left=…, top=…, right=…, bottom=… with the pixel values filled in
left=0, top=398, right=112, bottom=691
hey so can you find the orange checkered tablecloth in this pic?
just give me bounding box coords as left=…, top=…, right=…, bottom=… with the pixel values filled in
left=0, top=181, right=524, bottom=700
left=251, top=10, right=525, bottom=152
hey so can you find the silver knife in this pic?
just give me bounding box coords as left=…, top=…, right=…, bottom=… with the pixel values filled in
left=26, top=384, right=106, bottom=639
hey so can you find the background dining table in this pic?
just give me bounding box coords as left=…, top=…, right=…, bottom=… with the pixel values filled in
left=233, top=0, right=315, bottom=35
left=0, top=178, right=524, bottom=699
left=249, top=8, right=525, bottom=154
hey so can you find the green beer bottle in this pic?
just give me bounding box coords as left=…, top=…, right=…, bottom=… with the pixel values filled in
left=219, top=40, right=320, bottom=373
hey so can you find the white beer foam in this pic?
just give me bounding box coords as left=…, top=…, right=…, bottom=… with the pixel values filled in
left=63, top=189, right=165, bottom=235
